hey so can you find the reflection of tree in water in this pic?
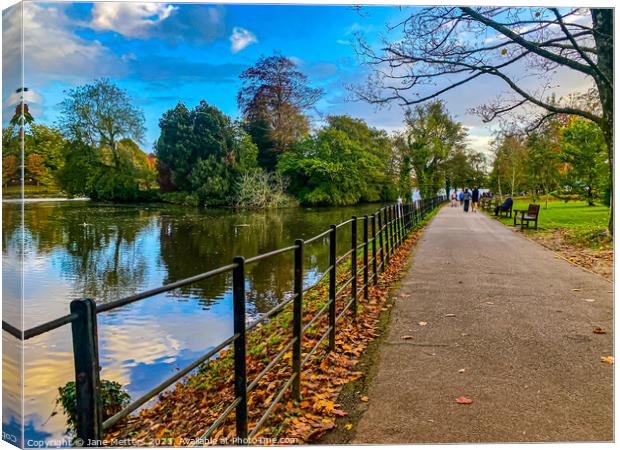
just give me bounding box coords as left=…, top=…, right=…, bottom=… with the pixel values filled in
left=158, top=204, right=383, bottom=314
left=54, top=206, right=154, bottom=302
left=4, top=201, right=385, bottom=315
left=159, top=209, right=295, bottom=313
left=3, top=202, right=155, bottom=303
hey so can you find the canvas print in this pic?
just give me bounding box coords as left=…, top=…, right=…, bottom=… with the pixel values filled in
left=1, top=1, right=613, bottom=448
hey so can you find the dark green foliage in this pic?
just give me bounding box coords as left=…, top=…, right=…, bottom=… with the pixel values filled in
left=155, top=101, right=258, bottom=205
left=56, top=380, right=130, bottom=436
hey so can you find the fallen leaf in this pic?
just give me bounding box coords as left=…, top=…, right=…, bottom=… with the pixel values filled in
left=455, top=396, right=473, bottom=404
left=401, top=335, right=414, bottom=340
left=584, top=298, right=596, bottom=302
left=571, top=288, right=581, bottom=291
left=445, top=314, right=456, bottom=317
left=485, top=302, right=494, bottom=305
left=418, top=321, right=428, bottom=326
left=344, top=423, right=353, bottom=430
left=360, top=396, right=369, bottom=402
left=601, top=356, right=614, bottom=364
left=458, top=368, right=465, bottom=373
left=593, top=327, right=606, bottom=334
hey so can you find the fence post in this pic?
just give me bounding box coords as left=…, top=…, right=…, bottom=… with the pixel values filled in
left=384, top=207, right=391, bottom=264
left=292, top=239, right=303, bottom=400
left=390, top=205, right=396, bottom=252
left=393, top=205, right=399, bottom=246
left=70, top=298, right=102, bottom=446
left=232, top=256, right=248, bottom=442
left=328, top=225, right=337, bottom=351
left=363, top=215, right=369, bottom=300
left=396, top=203, right=405, bottom=244
left=351, top=216, right=357, bottom=320
left=378, top=210, right=385, bottom=272
left=371, top=214, right=377, bottom=284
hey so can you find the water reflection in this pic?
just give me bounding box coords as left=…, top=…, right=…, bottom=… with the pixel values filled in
left=2, top=201, right=382, bottom=443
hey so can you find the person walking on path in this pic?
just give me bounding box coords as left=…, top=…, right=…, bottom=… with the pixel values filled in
left=463, top=188, right=472, bottom=212
left=471, top=187, right=480, bottom=212
left=451, top=191, right=457, bottom=207
left=458, top=190, right=464, bottom=206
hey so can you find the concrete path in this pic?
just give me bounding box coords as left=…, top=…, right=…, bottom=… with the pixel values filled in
left=353, top=205, right=613, bottom=443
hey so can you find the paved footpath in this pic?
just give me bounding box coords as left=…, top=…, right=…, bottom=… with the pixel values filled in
left=353, top=205, right=613, bottom=443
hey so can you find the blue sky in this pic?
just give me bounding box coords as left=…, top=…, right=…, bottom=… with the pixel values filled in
left=2, top=2, right=591, bottom=154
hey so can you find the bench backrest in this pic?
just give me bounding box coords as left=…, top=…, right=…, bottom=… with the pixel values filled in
left=527, top=204, right=540, bottom=216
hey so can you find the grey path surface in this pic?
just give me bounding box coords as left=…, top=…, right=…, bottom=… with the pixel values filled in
left=353, top=205, right=613, bottom=443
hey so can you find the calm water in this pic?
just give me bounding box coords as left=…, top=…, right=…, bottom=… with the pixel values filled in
left=2, top=200, right=383, bottom=443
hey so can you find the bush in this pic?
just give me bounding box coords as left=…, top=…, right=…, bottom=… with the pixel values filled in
left=56, top=380, right=130, bottom=436
left=234, top=170, right=296, bottom=208
left=161, top=191, right=200, bottom=206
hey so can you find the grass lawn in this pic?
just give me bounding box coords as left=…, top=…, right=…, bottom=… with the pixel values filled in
left=491, top=197, right=612, bottom=250
left=2, top=184, right=64, bottom=199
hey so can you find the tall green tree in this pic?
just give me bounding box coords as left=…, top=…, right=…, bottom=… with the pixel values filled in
left=525, top=121, right=564, bottom=208
left=238, top=55, right=322, bottom=170
left=489, top=134, right=528, bottom=196
left=278, top=118, right=390, bottom=206
left=560, top=117, right=607, bottom=205
left=58, top=78, right=145, bottom=168
left=155, top=101, right=258, bottom=205
left=399, top=101, right=467, bottom=198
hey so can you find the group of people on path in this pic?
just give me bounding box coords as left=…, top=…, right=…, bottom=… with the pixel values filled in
left=450, top=187, right=480, bottom=213
left=450, top=188, right=514, bottom=216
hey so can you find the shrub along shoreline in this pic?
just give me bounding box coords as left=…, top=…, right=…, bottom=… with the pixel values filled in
left=103, top=205, right=443, bottom=446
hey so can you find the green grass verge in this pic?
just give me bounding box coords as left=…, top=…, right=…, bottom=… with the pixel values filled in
left=491, top=197, right=612, bottom=249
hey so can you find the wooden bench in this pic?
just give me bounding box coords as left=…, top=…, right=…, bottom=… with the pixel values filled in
left=513, top=204, right=540, bottom=229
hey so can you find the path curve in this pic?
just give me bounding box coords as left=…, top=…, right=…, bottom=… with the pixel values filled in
left=353, top=205, right=613, bottom=443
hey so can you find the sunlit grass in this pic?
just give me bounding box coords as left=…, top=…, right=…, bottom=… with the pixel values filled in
left=492, top=197, right=612, bottom=249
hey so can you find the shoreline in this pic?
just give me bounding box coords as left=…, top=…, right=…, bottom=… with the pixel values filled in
left=2, top=197, right=91, bottom=204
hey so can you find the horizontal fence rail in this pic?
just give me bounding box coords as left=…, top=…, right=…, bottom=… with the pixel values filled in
left=2, top=196, right=446, bottom=445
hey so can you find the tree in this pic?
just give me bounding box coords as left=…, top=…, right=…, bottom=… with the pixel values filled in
left=155, top=101, right=258, bottom=205
left=490, top=134, right=528, bottom=196
left=57, top=138, right=157, bottom=201
left=238, top=54, right=323, bottom=170
left=278, top=120, right=389, bottom=206
left=397, top=101, right=467, bottom=198
left=524, top=120, right=563, bottom=208
left=355, top=7, right=613, bottom=231
left=560, top=117, right=607, bottom=205
left=443, top=147, right=488, bottom=196
left=58, top=79, right=145, bottom=168
left=2, top=155, right=18, bottom=186
left=25, top=154, right=48, bottom=186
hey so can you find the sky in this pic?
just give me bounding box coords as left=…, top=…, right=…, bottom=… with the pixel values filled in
left=2, top=2, right=593, bottom=155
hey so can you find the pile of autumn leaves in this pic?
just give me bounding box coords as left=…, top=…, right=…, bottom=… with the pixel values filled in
left=105, top=228, right=426, bottom=446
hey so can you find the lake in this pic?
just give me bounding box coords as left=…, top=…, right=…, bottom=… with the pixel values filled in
left=2, top=200, right=384, bottom=443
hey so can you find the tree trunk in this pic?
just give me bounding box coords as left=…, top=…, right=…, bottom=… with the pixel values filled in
left=592, top=8, right=613, bottom=234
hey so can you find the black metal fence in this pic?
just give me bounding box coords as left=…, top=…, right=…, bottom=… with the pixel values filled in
left=2, top=196, right=446, bottom=445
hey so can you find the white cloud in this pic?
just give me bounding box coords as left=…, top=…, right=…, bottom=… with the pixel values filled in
left=2, top=4, right=123, bottom=101
left=229, top=27, right=257, bottom=53
left=90, top=3, right=177, bottom=38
